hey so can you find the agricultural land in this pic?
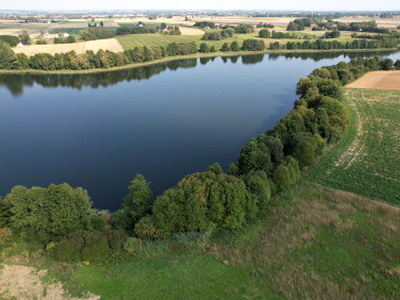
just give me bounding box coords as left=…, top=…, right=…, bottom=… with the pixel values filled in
left=13, top=38, right=123, bottom=56
left=308, top=76, right=400, bottom=206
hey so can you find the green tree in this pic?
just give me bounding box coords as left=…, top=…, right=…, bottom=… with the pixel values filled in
left=0, top=42, right=16, bottom=69
left=123, top=174, right=153, bottom=230
left=230, top=40, right=240, bottom=51
left=6, top=184, right=92, bottom=236
left=220, top=42, right=229, bottom=52
left=272, top=163, right=292, bottom=191
left=199, top=42, right=210, bottom=53
left=259, top=29, right=271, bottom=38
left=0, top=197, right=11, bottom=227
left=46, top=183, right=93, bottom=236
left=18, top=30, right=31, bottom=45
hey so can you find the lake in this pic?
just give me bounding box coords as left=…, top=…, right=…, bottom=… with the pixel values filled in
left=1, top=51, right=399, bottom=211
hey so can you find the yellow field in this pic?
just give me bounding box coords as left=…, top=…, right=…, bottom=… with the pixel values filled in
left=178, top=27, right=204, bottom=35
left=13, top=38, right=124, bottom=56
left=346, top=71, right=400, bottom=91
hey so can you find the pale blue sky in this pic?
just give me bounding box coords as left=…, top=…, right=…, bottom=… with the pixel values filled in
left=1, top=0, right=399, bottom=11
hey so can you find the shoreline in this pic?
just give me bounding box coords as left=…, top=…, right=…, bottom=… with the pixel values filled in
left=0, top=48, right=399, bottom=75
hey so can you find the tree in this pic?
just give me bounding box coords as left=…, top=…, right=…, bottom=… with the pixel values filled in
left=6, top=183, right=93, bottom=236
left=18, top=30, right=31, bottom=45
left=160, top=22, right=167, bottom=29
left=378, top=58, right=393, bottom=70
left=394, top=60, right=400, bottom=70
left=123, top=174, right=153, bottom=230
left=100, top=21, right=104, bottom=27
left=272, top=163, right=292, bottom=191
left=0, top=197, right=11, bottom=227
left=0, top=42, right=16, bottom=69
left=259, top=29, right=271, bottom=38
left=199, top=42, right=210, bottom=53
left=230, top=40, right=240, bottom=51
left=221, top=42, right=229, bottom=52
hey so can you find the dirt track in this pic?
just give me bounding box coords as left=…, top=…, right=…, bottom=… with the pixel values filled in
left=13, top=38, right=124, bottom=56
left=346, top=71, right=400, bottom=91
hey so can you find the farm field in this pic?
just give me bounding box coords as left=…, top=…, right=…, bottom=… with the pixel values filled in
left=13, top=38, right=124, bottom=56
left=116, top=31, right=355, bottom=51
left=308, top=87, right=400, bottom=206
left=347, top=71, right=400, bottom=90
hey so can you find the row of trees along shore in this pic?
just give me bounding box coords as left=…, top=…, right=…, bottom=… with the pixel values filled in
left=1, top=35, right=399, bottom=71
left=0, top=56, right=398, bottom=263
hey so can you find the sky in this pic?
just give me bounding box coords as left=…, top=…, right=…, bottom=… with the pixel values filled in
left=1, top=0, right=399, bottom=11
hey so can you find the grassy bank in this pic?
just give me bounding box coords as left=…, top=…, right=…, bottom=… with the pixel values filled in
left=2, top=181, right=398, bottom=298
left=308, top=88, right=400, bottom=206
left=0, top=48, right=398, bottom=76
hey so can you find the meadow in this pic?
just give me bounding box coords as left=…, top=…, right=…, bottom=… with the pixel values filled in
left=308, top=88, right=400, bottom=206
left=2, top=182, right=399, bottom=298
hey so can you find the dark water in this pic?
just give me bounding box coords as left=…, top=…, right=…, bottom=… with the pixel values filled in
left=1, top=51, right=399, bottom=211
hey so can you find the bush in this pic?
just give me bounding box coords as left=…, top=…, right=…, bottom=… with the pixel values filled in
left=48, top=232, right=84, bottom=262
left=123, top=237, right=143, bottom=255
left=245, top=171, right=271, bottom=207
left=259, top=29, right=271, bottom=38
left=134, top=215, right=157, bottom=240
left=272, top=164, right=292, bottom=191
left=81, top=231, right=111, bottom=262
left=107, top=230, right=125, bottom=250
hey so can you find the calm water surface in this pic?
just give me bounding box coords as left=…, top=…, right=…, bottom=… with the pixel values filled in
left=1, top=51, right=399, bottom=210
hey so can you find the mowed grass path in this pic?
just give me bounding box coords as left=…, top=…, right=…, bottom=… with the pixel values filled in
left=308, top=88, right=400, bottom=206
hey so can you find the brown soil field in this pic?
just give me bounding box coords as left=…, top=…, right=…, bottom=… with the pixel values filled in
left=179, top=26, right=204, bottom=35
left=0, top=264, right=99, bottom=299
left=13, top=38, right=124, bottom=56
left=346, top=71, right=400, bottom=91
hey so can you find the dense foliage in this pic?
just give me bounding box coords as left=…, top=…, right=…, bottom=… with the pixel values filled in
left=5, top=183, right=93, bottom=236
left=116, top=26, right=157, bottom=35
left=287, top=18, right=314, bottom=31
left=269, top=38, right=400, bottom=51
left=150, top=169, right=258, bottom=238
left=194, top=21, right=216, bottom=29
left=0, top=35, right=20, bottom=46
left=80, top=29, right=116, bottom=41
left=202, top=28, right=234, bottom=40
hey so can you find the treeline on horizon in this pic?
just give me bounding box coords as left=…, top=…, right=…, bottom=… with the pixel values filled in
left=1, top=36, right=400, bottom=71
left=1, top=56, right=397, bottom=263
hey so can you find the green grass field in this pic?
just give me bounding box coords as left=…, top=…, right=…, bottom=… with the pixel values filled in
left=43, top=182, right=399, bottom=299
left=1, top=182, right=399, bottom=298
left=308, top=88, right=400, bottom=206
left=116, top=32, right=262, bottom=50
left=116, top=31, right=358, bottom=51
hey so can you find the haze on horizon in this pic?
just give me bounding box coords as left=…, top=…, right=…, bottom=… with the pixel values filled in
left=1, top=0, right=399, bottom=12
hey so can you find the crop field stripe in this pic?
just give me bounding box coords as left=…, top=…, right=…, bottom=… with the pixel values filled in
left=308, top=88, right=400, bottom=206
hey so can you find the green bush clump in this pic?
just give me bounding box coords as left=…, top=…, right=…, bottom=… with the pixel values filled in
left=152, top=169, right=256, bottom=238
left=81, top=231, right=111, bottom=262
